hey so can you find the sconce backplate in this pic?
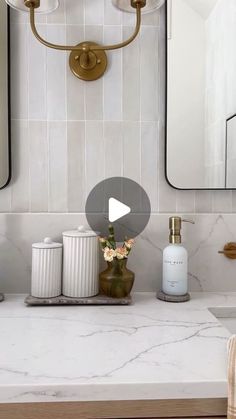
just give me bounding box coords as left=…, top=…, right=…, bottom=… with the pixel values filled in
left=69, top=42, right=107, bottom=82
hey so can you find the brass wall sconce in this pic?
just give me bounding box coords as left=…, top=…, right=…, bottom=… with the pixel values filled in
left=6, top=0, right=165, bottom=81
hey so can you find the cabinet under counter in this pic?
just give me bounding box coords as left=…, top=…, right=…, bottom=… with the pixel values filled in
left=0, top=398, right=227, bottom=419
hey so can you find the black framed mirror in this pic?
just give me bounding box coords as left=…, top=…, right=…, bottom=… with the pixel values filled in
left=166, top=0, right=236, bottom=190
left=0, top=2, right=11, bottom=189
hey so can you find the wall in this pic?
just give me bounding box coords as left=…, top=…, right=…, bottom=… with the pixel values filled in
left=1, top=1, right=236, bottom=293
left=9, top=0, right=160, bottom=214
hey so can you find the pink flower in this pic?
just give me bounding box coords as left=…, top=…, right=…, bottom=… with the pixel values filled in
left=104, top=247, right=116, bottom=262
left=116, top=247, right=128, bottom=260
left=124, top=239, right=134, bottom=249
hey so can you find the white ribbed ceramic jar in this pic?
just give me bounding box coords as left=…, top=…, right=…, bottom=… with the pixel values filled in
left=31, top=238, right=62, bottom=298
left=62, top=226, right=99, bottom=298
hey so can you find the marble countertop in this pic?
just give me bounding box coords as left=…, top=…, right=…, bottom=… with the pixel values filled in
left=0, top=292, right=234, bottom=404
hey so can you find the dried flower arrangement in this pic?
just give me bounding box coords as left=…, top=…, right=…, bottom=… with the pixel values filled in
left=99, top=225, right=134, bottom=262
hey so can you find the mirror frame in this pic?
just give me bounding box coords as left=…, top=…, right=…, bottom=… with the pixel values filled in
left=0, top=4, right=11, bottom=190
left=165, top=0, right=235, bottom=191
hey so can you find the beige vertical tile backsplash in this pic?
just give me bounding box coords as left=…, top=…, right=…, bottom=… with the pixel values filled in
left=140, top=26, right=159, bottom=122
left=104, top=0, right=122, bottom=25
left=104, top=25, right=123, bottom=121
left=28, top=25, right=47, bottom=120
left=29, top=121, right=48, bottom=212
left=85, top=0, right=104, bottom=25
left=48, top=122, right=67, bottom=212
left=122, top=27, right=140, bottom=121
left=46, top=25, right=67, bottom=121
left=66, top=25, right=85, bottom=121
left=84, top=26, right=104, bottom=121
left=86, top=121, right=104, bottom=196
left=104, top=122, right=123, bottom=179
left=123, top=122, right=141, bottom=183
left=141, top=122, right=158, bottom=213
left=11, top=120, right=30, bottom=212
left=67, top=121, right=86, bottom=212
left=8, top=2, right=235, bottom=214
left=11, top=23, right=28, bottom=120
left=65, top=0, right=85, bottom=25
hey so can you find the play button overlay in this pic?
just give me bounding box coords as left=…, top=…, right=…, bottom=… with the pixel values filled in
left=85, top=177, right=151, bottom=241
left=109, top=198, right=131, bottom=222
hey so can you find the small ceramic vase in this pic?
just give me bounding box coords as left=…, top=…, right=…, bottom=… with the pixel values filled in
left=99, top=259, right=134, bottom=298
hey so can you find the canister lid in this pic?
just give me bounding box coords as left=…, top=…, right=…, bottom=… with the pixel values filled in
left=62, top=225, right=98, bottom=238
left=32, top=237, right=63, bottom=249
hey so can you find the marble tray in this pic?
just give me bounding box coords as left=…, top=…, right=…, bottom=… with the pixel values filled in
left=24, top=294, right=132, bottom=306
left=157, top=290, right=190, bottom=303
left=0, top=293, right=4, bottom=302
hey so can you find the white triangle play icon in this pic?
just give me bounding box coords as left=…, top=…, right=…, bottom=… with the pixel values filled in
left=109, top=198, right=131, bottom=223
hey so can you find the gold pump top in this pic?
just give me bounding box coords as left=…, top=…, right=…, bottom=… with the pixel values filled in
left=169, top=217, right=195, bottom=244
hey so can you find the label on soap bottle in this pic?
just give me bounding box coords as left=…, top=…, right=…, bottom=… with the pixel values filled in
left=162, top=246, right=188, bottom=296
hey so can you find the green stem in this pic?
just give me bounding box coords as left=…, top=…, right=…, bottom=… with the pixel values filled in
left=108, top=224, right=116, bottom=250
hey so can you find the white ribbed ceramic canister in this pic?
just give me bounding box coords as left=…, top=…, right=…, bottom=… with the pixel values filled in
left=62, top=226, right=99, bottom=298
left=31, top=238, right=62, bottom=298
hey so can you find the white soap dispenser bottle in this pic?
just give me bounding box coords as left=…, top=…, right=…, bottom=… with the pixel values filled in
left=162, top=217, right=194, bottom=296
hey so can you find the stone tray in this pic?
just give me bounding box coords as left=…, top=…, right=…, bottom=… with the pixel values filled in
left=157, top=290, right=190, bottom=303
left=25, top=294, right=132, bottom=306
left=0, top=293, right=4, bottom=302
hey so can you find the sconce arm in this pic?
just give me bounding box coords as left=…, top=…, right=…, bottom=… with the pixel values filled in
left=93, top=6, right=142, bottom=51
left=29, top=7, right=83, bottom=51
left=29, top=5, right=142, bottom=52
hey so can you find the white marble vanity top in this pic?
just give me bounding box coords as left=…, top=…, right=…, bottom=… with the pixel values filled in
left=0, top=292, right=234, bottom=404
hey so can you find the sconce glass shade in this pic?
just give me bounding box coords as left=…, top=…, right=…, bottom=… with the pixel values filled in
left=5, top=0, right=59, bottom=14
left=112, top=0, right=165, bottom=13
